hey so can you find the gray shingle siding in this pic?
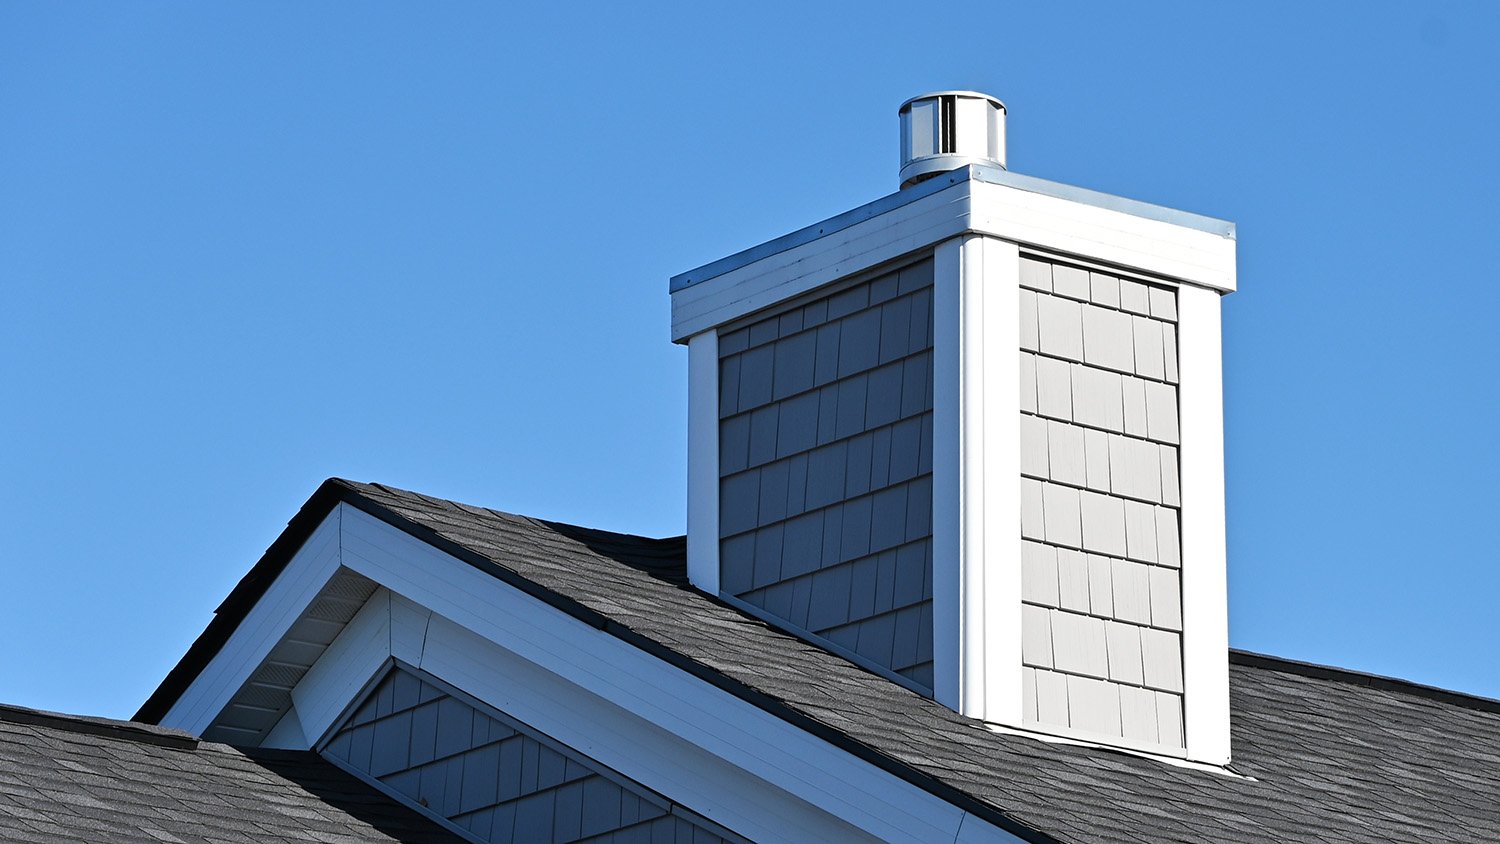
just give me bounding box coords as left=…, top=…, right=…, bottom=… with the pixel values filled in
left=323, top=666, right=736, bottom=844
left=1018, top=255, right=1185, bottom=749
left=718, top=258, right=935, bottom=690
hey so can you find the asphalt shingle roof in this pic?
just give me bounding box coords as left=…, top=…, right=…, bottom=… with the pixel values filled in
left=0, top=702, right=461, bottom=843
left=313, top=479, right=1500, bottom=844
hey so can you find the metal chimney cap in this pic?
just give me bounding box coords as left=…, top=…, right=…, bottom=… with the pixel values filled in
left=899, top=91, right=1007, bottom=189
left=898, top=90, right=1006, bottom=113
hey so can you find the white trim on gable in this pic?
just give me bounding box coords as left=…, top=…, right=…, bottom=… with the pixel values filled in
left=160, top=506, right=343, bottom=736
left=159, top=502, right=1028, bottom=844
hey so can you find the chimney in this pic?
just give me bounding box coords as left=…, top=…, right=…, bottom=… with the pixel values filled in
left=671, top=94, right=1236, bottom=764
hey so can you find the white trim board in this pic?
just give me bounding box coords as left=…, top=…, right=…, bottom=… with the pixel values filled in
left=933, top=235, right=1025, bottom=725
left=159, top=502, right=1029, bottom=844
left=1177, top=285, right=1232, bottom=765
left=670, top=175, right=1236, bottom=342
left=685, top=329, right=720, bottom=594
left=159, top=507, right=343, bottom=736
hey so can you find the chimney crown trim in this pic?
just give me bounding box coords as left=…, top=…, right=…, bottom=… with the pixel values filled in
left=670, top=167, right=1236, bottom=343
left=670, top=165, right=1234, bottom=295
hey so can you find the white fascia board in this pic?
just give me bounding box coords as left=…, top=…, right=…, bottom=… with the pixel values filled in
left=669, top=172, right=1234, bottom=343
left=334, top=506, right=1027, bottom=843
left=670, top=181, right=973, bottom=342
left=158, top=506, right=343, bottom=736
left=967, top=179, right=1236, bottom=294
left=686, top=329, right=721, bottom=594
left=1177, top=285, right=1232, bottom=765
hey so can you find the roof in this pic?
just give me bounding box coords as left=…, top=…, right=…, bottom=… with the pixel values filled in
left=0, top=702, right=462, bottom=843
left=142, top=479, right=1500, bottom=844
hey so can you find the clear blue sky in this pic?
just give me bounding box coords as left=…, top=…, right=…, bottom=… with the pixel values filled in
left=2, top=2, right=1496, bottom=719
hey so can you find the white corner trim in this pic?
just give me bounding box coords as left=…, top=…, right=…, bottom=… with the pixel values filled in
left=973, top=236, right=1023, bottom=725
left=934, top=235, right=1023, bottom=724
left=158, top=506, right=344, bottom=736
left=1177, top=284, right=1232, bottom=765
left=931, top=239, right=962, bottom=710
left=686, top=329, right=721, bottom=595
left=669, top=177, right=1235, bottom=342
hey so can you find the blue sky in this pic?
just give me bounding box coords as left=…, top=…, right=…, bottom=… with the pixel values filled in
left=2, top=2, right=1496, bottom=719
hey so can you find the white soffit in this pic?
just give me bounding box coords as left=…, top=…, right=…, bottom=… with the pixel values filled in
left=162, top=503, right=1028, bottom=844
left=669, top=166, right=1236, bottom=342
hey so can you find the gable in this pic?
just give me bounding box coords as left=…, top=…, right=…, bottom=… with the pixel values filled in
left=137, top=479, right=1500, bottom=844
left=143, top=485, right=1029, bottom=844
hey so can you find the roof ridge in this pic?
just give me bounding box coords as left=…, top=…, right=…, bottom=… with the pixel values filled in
left=0, top=701, right=200, bottom=750
left=1230, top=649, right=1500, bottom=715
left=339, top=477, right=685, bottom=545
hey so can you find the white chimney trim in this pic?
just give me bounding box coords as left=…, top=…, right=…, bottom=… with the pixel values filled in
left=686, top=330, right=721, bottom=595
left=931, top=235, right=1025, bottom=721
left=1177, top=284, right=1232, bottom=765
left=669, top=171, right=1235, bottom=343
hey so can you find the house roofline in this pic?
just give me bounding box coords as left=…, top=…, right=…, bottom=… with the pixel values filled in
left=135, top=478, right=1065, bottom=844
left=1228, top=649, right=1500, bottom=715
left=3, top=701, right=199, bottom=751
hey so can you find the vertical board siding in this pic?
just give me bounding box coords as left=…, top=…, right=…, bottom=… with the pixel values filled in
left=323, top=666, right=735, bottom=844
left=718, top=259, right=936, bottom=691
left=1016, top=255, right=1185, bottom=750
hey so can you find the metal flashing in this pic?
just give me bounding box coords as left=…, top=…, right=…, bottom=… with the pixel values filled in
left=669, top=165, right=1235, bottom=294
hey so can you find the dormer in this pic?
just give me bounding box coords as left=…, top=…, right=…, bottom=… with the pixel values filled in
left=674, top=92, right=1235, bottom=763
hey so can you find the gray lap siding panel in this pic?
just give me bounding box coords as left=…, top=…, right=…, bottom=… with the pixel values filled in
left=718, top=258, right=936, bottom=691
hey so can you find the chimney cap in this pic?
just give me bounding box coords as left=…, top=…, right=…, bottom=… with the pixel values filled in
left=897, top=90, right=1006, bottom=113
left=899, top=91, right=1007, bottom=189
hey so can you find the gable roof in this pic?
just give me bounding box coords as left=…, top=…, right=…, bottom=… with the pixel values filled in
left=0, top=701, right=462, bottom=843
left=140, top=479, right=1500, bottom=844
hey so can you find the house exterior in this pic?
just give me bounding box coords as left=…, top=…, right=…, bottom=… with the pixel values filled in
left=3, top=93, right=1497, bottom=843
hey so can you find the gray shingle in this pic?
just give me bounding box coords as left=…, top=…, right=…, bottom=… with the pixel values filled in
left=0, top=704, right=461, bottom=844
